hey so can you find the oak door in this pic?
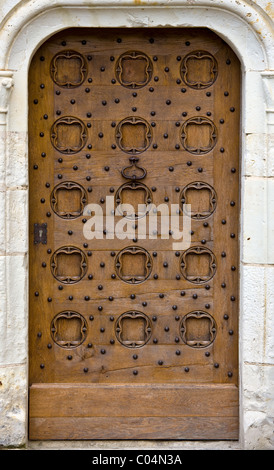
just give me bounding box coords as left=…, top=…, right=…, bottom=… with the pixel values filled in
left=29, top=28, right=240, bottom=440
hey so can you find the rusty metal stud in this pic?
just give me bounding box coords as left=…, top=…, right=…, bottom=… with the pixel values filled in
left=187, top=161, right=192, bottom=166
left=130, top=294, right=135, bottom=299
left=230, top=107, right=235, bottom=112
left=83, top=368, right=88, bottom=373
left=37, top=332, right=42, bottom=338
left=220, top=147, right=225, bottom=152
left=163, top=133, right=168, bottom=139
left=231, top=295, right=236, bottom=301
left=176, top=275, right=181, bottom=280
left=169, top=166, right=174, bottom=172
left=40, top=364, right=45, bottom=369
left=193, top=294, right=198, bottom=299
left=220, top=119, right=224, bottom=124
left=41, top=262, right=46, bottom=267
left=57, top=174, right=62, bottom=179
left=214, top=363, right=219, bottom=368
left=47, top=343, right=52, bottom=349
left=153, top=144, right=158, bottom=149
left=87, top=343, right=92, bottom=348
left=58, top=285, right=63, bottom=290
left=88, top=274, right=93, bottom=280
left=153, top=338, right=158, bottom=343
left=180, top=291, right=185, bottom=296
left=84, top=296, right=90, bottom=301
left=33, top=99, right=38, bottom=104
left=221, top=283, right=226, bottom=288
left=172, top=305, right=177, bottom=310
left=100, top=262, right=105, bottom=267
left=69, top=295, right=73, bottom=300
left=228, top=372, right=233, bottom=377
left=229, top=330, right=234, bottom=335
left=205, top=304, right=210, bottom=309
left=100, top=327, right=105, bottom=333
left=153, top=56, right=158, bottom=61
left=224, top=314, right=229, bottom=320
left=40, top=84, right=45, bottom=89
left=115, top=98, right=120, bottom=103
left=205, top=285, right=210, bottom=290
left=101, top=349, right=106, bottom=354
left=67, top=355, right=72, bottom=360
left=133, top=354, right=138, bottom=360
left=149, top=87, right=154, bottom=92
left=154, top=274, right=158, bottom=279
left=231, top=233, right=236, bottom=238
left=164, top=67, right=169, bottom=72
left=184, top=367, right=189, bottom=372
left=98, top=285, right=103, bottom=290
left=201, top=239, right=206, bottom=244
left=47, top=249, right=52, bottom=254
left=47, top=297, right=52, bottom=302
left=175, top=316, right=180, bottom=321
left=226, top=59, right=231, bottom=64
left=176, top=350, right=181, bottom=355
left=206, top=92, right=211, bottom=97
left=198, top=167, right=203, bottom=172
left=98, top=306, right=103, bottom=311
left=231, top=265, right=236, bottom=271
left=68, top=230, right=73, bottom=235
left=73, top=165, right=78, bottom=170
left=89, top=315, right=94, bottom=321
left=87, top=144, right=92, bottom=149
left=163, top=262, right=168, bottom=267
left=152, top=316, right=157, bottom=321
left=221, top=251, right=226, bottom=257
left=40, top=132, right=44, bottom=137
left=158, top=360, right=163, bottom=365
left=164, top=326, right=169, bottom=332
left=110, top=316, right=114, bottom=322
left=166, top=100, right=171, bottom=105
left=70, top=99, right=75, bottom=104
left=203, top=222, right=208, bottom=227
left=175, top=337, right=180, bottom=343
left=196, top=106, right=201, bottom=111
left=231, top=167, right=236, bottom=173
left=230, top=201, right=235, bottom=206
left=133, top=370, right=138, bottom=375
left=207, top=112, right=212, bottom=116
left=205, top=351, right=210, bottom=357
left=159, top=293, right=164, bottom=298
left=142, top=301, right=147, bottom=307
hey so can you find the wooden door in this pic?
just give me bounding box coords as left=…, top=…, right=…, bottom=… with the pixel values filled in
left=28, top=28, right=240, bottom=440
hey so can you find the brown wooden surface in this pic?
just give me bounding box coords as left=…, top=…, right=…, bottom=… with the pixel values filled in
left=29, top=27, right=240, bottom=440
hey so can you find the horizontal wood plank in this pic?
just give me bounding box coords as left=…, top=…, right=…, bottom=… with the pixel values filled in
left=29, top=383, right=238, bottom=418
left=29, top=416, right=239, bottom=440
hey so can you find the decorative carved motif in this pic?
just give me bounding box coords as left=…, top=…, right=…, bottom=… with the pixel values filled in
left=115, top=181, right=152, bottom=219
left=116, top=117, right=152, bottom=154
left=180, top=181, right=217, bottom=219
left=50, top=181, right=87, bottom=219
left=180, top=311, right=217, bottom=348
left=181, top=117, right=217, bottom=154
left=115, top=246, right=152, bottom=284
left=115, top=311, right=152, bottom=348
left=121, top=157, right=147, bottom=180
left=50, top=50, right=87, bottom=87
left=116, top=51, right=153, bottom=88
left=180, top=246, right=217, bottom=284
left=50, top=117, right=87, bottom=154
left=50, top=246, right=87, bottom=284
left=181, top=51, right=218, bottom=89
left=50, top=311, right=87, bottom=348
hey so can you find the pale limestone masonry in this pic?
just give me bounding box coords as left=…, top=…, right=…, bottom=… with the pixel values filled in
left=0, top=0, right=273, bottom=450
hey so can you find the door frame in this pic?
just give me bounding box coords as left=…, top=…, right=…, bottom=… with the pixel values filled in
left=0, top=0, right=273, bottom=449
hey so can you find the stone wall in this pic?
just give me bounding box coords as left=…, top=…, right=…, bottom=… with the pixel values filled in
left=0, top=0, right=273, bottom=450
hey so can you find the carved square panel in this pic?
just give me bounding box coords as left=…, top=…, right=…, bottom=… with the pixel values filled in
left=51, top=182, right=87, bottom=219
left=51, top=117, right=87, bottom=154
left=181, top=117, right=217, bottom=154
left=116, top=51, right=153, bottom=88
left=115, top=311, right=152, bottom=348
left=116, top=117, right=152, bottom=154
left=50, top=311, right=87, bottom=348
left=115, top=246, right=152, bottom=284
left=181, top=51, right=218, bottom=89
left=180, top=247, right=217, bottom=284
left=181, top=182, right=217, bottom=219
left=50, top=247, right=87, bottom=284
left=115, top=182, right=152, bottom=219
left=180, top=311, right=217, bottom=348
left=50, top=50, right=87, bottom=87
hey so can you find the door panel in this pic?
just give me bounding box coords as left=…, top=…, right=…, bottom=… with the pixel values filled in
left=29, top=28, right=240, bottom=440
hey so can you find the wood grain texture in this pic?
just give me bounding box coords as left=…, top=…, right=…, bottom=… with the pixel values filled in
left=28, top=27, right=240, bottom=440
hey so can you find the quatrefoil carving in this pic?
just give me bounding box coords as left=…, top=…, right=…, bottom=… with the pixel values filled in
left=116, top=51, right=153, bottom=89
left=115, top=311, right=152, bottom=348
left=50, top=50, right=87, bottom=88
left=50, top=311, right=87, bottom=348
left=116, top=117, right=152, bottom=155
left=181, top=50, right=218, bottom=89
left=181, top=116, right=217, bottom=155
left=50, top=181, right=87, bottom=219
left=50, top=117, right=87, bottom=154
left=180, top=311, right=217, bottom=348
left=115, top=246, right=152, bottom=284
left=180, top=246, right=217, bottom=284
left=180, top=182, right=217, bottom=219
left=50, top=246, right=87, bottom=284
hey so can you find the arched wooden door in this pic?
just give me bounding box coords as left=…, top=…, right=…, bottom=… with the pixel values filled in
left=28, top=28, right=240, bottom=440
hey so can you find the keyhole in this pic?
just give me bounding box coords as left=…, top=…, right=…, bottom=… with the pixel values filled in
left=39, top=229, right=43, bottom=238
